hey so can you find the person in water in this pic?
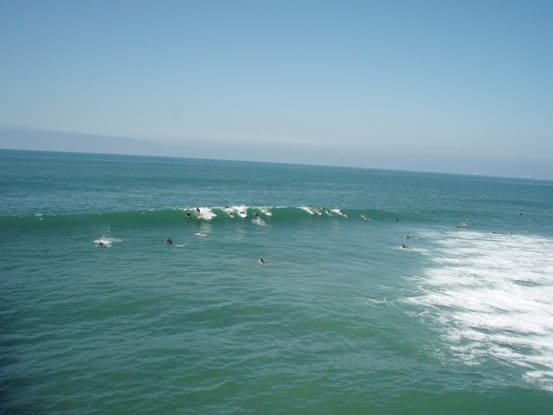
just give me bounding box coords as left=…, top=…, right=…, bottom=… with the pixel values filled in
left=166, top=238, right=173, bottom=245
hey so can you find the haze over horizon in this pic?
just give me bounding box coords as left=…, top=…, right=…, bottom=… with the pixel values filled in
left=1, top=1, right=552, bottom=179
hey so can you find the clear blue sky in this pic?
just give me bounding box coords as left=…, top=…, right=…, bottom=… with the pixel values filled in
left=1, top=0, right=552, bottom=178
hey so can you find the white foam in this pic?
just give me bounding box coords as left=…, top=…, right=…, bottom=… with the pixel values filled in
left=222, top=207, right=235, bottom=218
left=93, top=236, right=122, bottom=247
left=407, top=230, right=553, bottom=391
left=330, top=208, right=347, bottom=218
left=252, top=215, right=266, bottom=226
left=218, top=205, right=245, bottom=218
left=195, top=207, right=217, bottom=220
left=232, top=205, right=248, bottom=218
left=300, top=206, right=316, bottom=215
left=259, top=207, right=272, bottom=217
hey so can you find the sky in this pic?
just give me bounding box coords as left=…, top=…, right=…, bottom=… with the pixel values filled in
left=1, top=0, right=552, bottom=178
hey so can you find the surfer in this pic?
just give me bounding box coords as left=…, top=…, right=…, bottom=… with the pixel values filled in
left=166, top=238, right=173, bottom=245
left=401, top=244, right=408, bottom=249
left=258, top=257, right=265, bottom=264
left=96, top=241, right=106, bottom=248
left=196, top=208, right=201, bottom=219
left=224, top=206, right=235, bottom=218
left=252, top=212, right=266, bottom=225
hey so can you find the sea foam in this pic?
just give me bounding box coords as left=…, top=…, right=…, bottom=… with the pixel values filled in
left=407, top=230, right=553, bottom=390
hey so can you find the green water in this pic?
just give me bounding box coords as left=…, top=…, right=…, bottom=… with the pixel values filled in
left=2, top=150, right=553, bottom=414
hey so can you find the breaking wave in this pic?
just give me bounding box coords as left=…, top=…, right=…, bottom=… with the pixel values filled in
left=1, top=206, right=400, bottom=229
left=406, top=230, right=553, bottom=391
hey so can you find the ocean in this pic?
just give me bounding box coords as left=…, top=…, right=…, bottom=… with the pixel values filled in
left=1, top=149, right=553, bottom=414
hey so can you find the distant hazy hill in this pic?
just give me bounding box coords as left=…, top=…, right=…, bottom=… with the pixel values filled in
left=0, top=126, right=164, bottom=156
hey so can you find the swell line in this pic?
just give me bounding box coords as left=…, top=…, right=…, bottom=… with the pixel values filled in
left=0, top=206, right=400, bottom=229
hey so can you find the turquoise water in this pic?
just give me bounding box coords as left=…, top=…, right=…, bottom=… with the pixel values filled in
left=2, top=149, right=553, bottom=414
